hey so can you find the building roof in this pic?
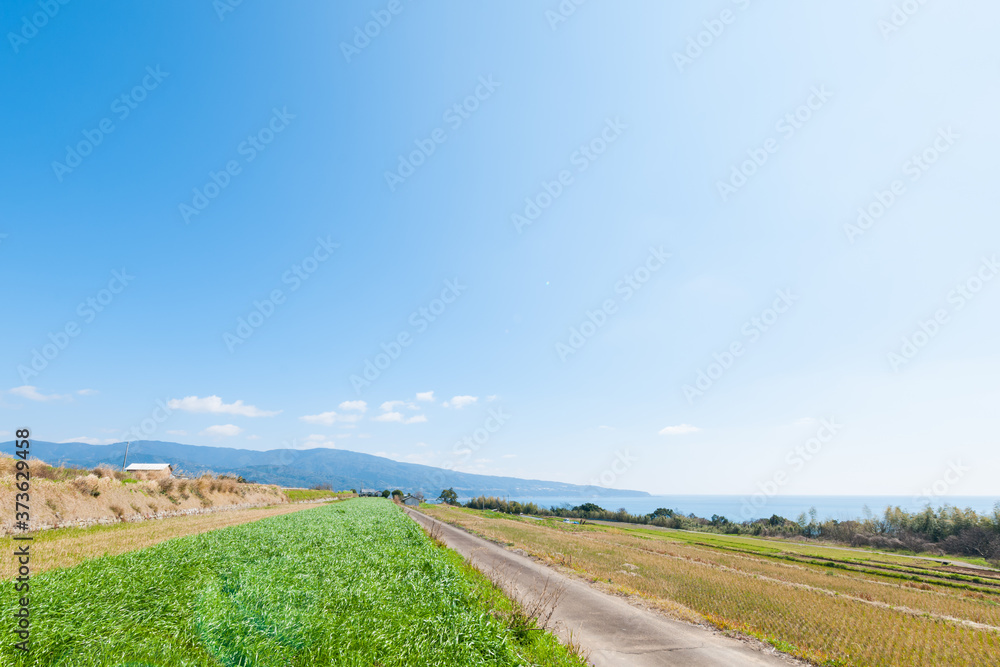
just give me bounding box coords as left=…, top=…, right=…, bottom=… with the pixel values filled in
left=124, top=463, right=172, bottom=471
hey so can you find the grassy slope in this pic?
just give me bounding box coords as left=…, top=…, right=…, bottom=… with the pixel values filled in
left=0, top=456, right=287, bottom=534
left=424, top=505, right=1000, bottom=667
left=0, top=499, right=585, bottom=666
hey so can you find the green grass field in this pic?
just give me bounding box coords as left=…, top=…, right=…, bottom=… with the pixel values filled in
left=1, top=499, right=584, bottom=666
left=281, top=488, right=347, bottom=502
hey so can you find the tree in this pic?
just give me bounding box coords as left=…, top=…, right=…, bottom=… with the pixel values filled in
left=381, top=489, right=390, bottom=498
left=391, top=489, right=403, bottom=500
left=650, top=507, right=675, bottom=519
left=438, top=488, right=458, bottom=504
left=573, top=502, right=604, bottom=514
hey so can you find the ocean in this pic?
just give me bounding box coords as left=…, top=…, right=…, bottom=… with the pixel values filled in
left=456, top=495, right=1000, bottom=522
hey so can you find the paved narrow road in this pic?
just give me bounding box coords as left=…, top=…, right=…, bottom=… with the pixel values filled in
left=406, top=509, right=795, bottom=667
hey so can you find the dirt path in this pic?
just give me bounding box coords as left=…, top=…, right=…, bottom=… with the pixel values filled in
left=407, top=509, right=798, bottom=667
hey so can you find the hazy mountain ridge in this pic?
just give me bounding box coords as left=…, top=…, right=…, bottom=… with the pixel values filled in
left=0, top=440, right=649, bottom=498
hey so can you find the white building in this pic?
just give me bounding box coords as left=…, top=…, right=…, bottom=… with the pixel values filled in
left=124, top=463, right=173, bottom=478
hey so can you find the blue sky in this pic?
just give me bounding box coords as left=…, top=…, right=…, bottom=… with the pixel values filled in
left=2, top=1, right=998, bottom=496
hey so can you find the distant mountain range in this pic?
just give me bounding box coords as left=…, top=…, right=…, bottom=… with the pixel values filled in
left=0, top=440, right=649, bottom=499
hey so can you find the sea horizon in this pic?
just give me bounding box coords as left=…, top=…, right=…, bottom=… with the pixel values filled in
left=456, top=494, right=1000, bottom=523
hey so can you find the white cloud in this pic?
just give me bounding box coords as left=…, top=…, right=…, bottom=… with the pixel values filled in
left=416, top=391, right=435, bottom=402
left=793, top=417, right=818, bottom=426
left=659, top=424, right=701, bottom=436
left=443, top=395, right=478, bottom=409
left=304, top=433, right=345, bottom=448
left=0, top=431, right=10, bottom=439
left=299, top=410, right=362, bottom=425
left=374, top=412, right=425, bottom=424
left=358, top=433, right=371, bottom=439
left=416, top=441, right=429, bottom=447
left=598, top=425, right=614, bottom=430
left=502, top=453, right=517, bottom=459
left=339, top=400, right=367, bottom=412
left=59, top=436, right=115, bottom=445
left=246, top=435, right=260, bottom=440
left=166, top=430, right=188, bottom=436
left=300, top=411, right=338, bottom=425
left=486, top=394, right=498, bottom=402
left=76, top=388, right=99, bottom=396
left=168, top=395, right=279, bottom=417
left=373, top=398, right=424, bottom=423
left=380, top=400, right=418, bottom=412
left=200, top=424, right=243, bottom=437
left=9, top=386, right=70, bottom=402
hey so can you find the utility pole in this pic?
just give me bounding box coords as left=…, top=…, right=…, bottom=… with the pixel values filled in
left=122, top=441, right=131, bottom=471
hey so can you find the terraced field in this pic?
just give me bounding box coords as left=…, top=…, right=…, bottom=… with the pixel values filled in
left=1, top=499, right=585, bottom=666
left=423, top=504, right=1000, bottom=666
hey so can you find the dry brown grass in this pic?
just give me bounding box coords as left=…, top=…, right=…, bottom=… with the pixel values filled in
left=425, top=505, right=1000, bottom=667
left=0, top=503, right=316, bottom=579
left=0, top=456, right=288, bottom=534
left=478, top=560, right=564, bottom=633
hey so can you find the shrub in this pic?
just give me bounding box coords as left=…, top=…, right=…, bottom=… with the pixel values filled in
left=940, top=527, right=1000, bottom=560
left=71, top=476, right=101, bottom=497
left=898, top=531, right=933, bottom=553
